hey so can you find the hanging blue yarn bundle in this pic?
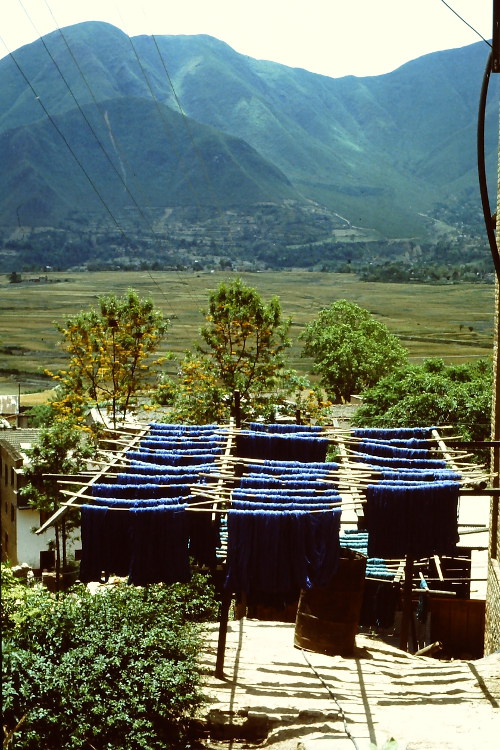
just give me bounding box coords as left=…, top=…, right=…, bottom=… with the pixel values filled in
left=248, top=422, right=323, bottom=433
left=232, top=499, right=333, bottom=511
left=149, top=423, right=220, bottom=433
left=224, top=507, right=341, bottom=597
left=358, top=441, right=431, bottom=460
left=378, top=469, right=461, bottom=482
left=236, top=432, right=328, bottom=462
left=232, top=489, right=340, bottom=504
left=352, top=427, right=434, bottom=440
left=92, top=483, right=190, bottom=499
left=139, top=441, right=219, bottom=452
left=246, top=466, right=334, bottom=478
left=246, top=473, right=338, bottom=488
left=79, top=505, right=131, bottom=582
left=137, top=446, right=222, bottom=457
left=91, top=497, right=182, bottom=508
left=186, top=498, right=220, bottom=568
left=364, top=481, right=459, bottom=558
left=240, top=476, right=336, bottom=491
left=117, top=472, right=206, bottom=485
left=128, top=505, right=191, bottom=586
left=356, top=437, right=429, bottom=448
left=125, top=463, right=216, bottom=476
left=262, top=459, right=338, bottom=471
left=353, top=452, right=447, bottom=469
left=126, top=451, right=219, bottom=466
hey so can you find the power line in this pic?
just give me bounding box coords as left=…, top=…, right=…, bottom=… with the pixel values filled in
left=0, top=36, right=128, bottom=238
left=35, top=0, right=184, bottom=313
left=438, top=0, right=492, bottom=48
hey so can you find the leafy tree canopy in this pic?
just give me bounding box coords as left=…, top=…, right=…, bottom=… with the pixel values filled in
left=47, top=289, right=169, bottom=427
left=198, top=277, right=291, bottom=398
left=352, top=357, right=492, bottom=442
left=300, top=299, right=408, bottom=402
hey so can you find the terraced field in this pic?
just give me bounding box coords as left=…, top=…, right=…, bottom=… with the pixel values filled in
left=0, top=271, right=494, bottom=394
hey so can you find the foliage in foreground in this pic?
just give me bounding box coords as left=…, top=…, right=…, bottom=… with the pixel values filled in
left=2, top=565, right=218, bottom=750
left=353, top=358, right=492, bottom=442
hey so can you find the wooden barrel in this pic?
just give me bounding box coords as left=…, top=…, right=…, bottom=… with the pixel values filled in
left=294, top=548, right=367, bottom=656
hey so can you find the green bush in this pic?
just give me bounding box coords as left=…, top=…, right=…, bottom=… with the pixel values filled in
left=353, top=358, right=492, bottom=442
left=2, top=567, right=218, bottom=749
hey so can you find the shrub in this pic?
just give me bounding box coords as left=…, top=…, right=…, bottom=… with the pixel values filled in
left=2, top=567, right=218, bottom=749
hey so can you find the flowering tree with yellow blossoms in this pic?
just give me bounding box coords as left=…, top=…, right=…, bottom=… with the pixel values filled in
left=48, top=290, right=168, bottom=427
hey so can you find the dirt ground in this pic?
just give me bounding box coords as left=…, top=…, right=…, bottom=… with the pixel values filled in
left=197, top=619, right=500, bottom=750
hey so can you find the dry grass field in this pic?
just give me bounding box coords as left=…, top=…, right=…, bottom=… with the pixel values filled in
left=0, top=270, right=495, bottom=395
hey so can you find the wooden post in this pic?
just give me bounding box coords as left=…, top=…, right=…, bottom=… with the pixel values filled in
left=233, top=390, right=241, bottom=428
left=215, top=590, right=232, bottom=679
left=400, top=554, right=414, bottom=652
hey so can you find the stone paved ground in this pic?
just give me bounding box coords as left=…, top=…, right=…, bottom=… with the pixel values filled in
left=198, top=619, right=500, bottom=750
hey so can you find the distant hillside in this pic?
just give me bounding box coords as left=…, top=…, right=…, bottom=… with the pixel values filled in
left=0, top=22, right=497, bottom=272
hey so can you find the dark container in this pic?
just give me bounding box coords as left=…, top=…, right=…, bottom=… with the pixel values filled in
left=294, top=548, right=367, bottom=656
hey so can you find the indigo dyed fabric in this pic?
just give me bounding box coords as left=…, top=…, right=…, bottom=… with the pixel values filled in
left=358, top=441, right=431, bottom=460
left=125, top=463, right=215, bottom=476
left=239, top=476, right=335, bottom=491
left=79, top=505, right=131, bottom=582
left=247, top=464, right=334, bottom=477
left=236, top=432, right=328, bottom=462
left=92, top=483, right=190, bottom=500
left=360, top=579, right=400, bottom=628
left=378, top=469, right=461, bottom=483
left=224, top=507, right=341, bottom=597
left=186, top=501, right=220, bottom=567
left=364, top=481, right=459, bottom=558
left=248, top=423, right=323, bottom=433
left=128, top=505, right=191, bottom=586
left=352, top=452, right=447, bottom=469
left=126, top=451, right=219, bottom=466
left=117, top=472, right=206, bottom=484
left=352, top=427, right=434, bottom=440
left=263, top=460, right=339, bottom=471
left=90, top=497, right=182, bottom=508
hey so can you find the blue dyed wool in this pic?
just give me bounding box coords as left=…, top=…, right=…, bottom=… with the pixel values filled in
left=248, top=423, right=323, bottom=433
left=352, top=427, right=434, bottom=439
left=92, top=483, right=190, bottom=500
left=240, top=476, right=336, bottom=491
left=128, top=505, right=191, bottom=586
left=364, top=481, right=459, bottom=558
left=79, top=505, right=131, bottom=582
left=358, top=441, right=431, bottom=460
left=224, top=507, right=341, bottom=596
left=263, top=460, right=338, bottom=470
left=352, top=452, right=447, bottom=469
left=236, top=433, right=329, bottom=462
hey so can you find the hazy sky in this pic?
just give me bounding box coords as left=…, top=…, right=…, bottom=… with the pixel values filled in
left=0, top=0, right=493, bottom=77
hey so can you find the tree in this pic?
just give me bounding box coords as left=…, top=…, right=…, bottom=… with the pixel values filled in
left=352, top=357, right=492, bottom=443
left=47, top=289, right=169, bottom=427
left=300, top=299, right=408, bottom=402
left=19, top=420, right=96, bottom=587
left=192, top=277, right=293, bottom=421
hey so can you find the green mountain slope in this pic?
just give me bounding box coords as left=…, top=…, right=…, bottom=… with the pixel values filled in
left=0, top=21, right=496, bottom=244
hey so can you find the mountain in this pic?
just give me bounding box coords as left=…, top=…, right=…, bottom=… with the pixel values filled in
left=0, top=22, right=497, bottom=270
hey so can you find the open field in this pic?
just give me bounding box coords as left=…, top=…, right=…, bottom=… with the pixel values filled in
left=0, top=270, right=495, bottom=394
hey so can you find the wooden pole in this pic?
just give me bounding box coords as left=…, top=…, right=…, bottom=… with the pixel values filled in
left=399, top=554, right=414, bottom=652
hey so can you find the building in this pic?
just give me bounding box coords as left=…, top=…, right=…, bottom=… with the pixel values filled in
left=0, top=429, right=57, bottom=570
